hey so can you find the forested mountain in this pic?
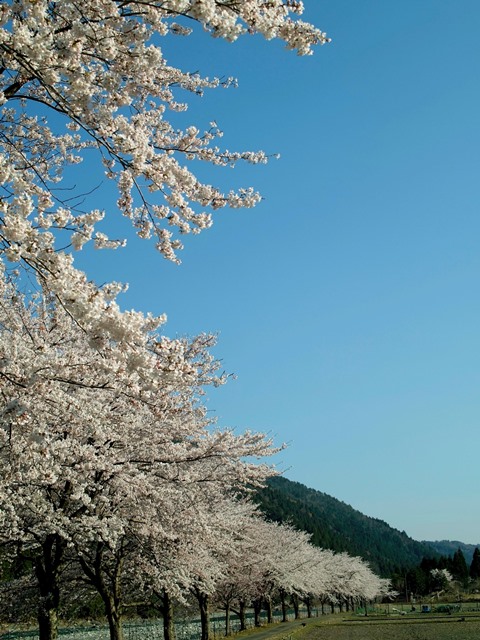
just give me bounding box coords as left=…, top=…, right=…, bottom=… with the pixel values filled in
left=255, top=476, right=435, bottom=577
left=423, top=540, right=479, bottom=567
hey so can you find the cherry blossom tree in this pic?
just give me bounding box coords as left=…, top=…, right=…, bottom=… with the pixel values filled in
left=132, top=496, right=261, bottom=640
left=315, top=550, right=392, bottom=614
left=213, top=516, right=392, bottom=627
left=205, top=501, right=272, bottom=636
left=430, top=568, right=454, bottom=592
left=214, top=518, right=321, bottom=627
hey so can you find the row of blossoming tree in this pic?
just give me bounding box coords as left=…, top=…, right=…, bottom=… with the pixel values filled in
left=0, top=295, right=391, bottom=636
left=0, top=2, right=391, bottom=639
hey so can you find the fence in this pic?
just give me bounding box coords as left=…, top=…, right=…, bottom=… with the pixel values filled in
left=1, top=608, right=314, bottom=640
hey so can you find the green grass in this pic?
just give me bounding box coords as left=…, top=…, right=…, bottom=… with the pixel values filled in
left=291, top=614, right=480, bottom=640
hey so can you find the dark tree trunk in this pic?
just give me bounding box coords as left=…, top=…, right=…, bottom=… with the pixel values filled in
left=78, top=543, right=125, bottom=640
left=163, top=593, right=176, bottom=640
left=193, top=589, right=210, bottom=640
left=154, top=590, right=176, bottom=640
left=265, top=597, right=273, bottom=624
left=303, top=595, right=312, bottom=618
left=38, top=602, right=59, bottom=640
left=279, top=589, right=288, bottom=622
left=224, top=602, right=231, bottom=636
left=238, top=599, right=247, bottom=631
left=292, top=594, right=299, bottom=619
left=104, top=597, right=124, bottom=640
left=35, top=534, right=66, bottom=640
left=253, top=598, right=262, bottom=627
left=330, top=602, right=335, bottom=614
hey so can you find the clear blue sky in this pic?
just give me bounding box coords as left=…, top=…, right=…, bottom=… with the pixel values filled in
left=75, top=1, right=480, bottom=544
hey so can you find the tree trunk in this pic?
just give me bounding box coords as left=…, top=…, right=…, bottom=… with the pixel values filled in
left=292, top=594, right=299, bottom=620
left=265, top=597, right=273, bottom=624
left=38, top=603, right=59, bottom=640
left=193, top=590, right=210, bottom=640
left=224, top=601, right=231, bottom=636
left=279, top=589, right=288, bottom=622
left=238, top=599, right=247, bottom=631
left=105, top=597, right=124, bottom=640
left=304, top=596, right=312, bottom=618
left=78, top=543, right=125, bottom=640
left=253, top=598, right=262, bottom=627
left=35, top=534, right=65, bottom=640
left=159, top=591, right=176, bottom=640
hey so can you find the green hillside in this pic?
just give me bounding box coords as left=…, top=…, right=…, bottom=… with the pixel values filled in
left=255, top=476, right=435, bottom=577
left=423, top=540, right=479, bottom=567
